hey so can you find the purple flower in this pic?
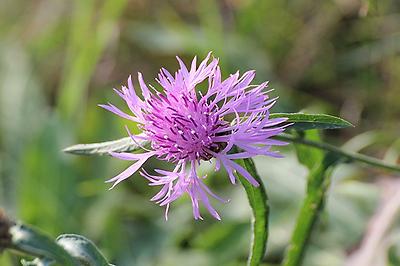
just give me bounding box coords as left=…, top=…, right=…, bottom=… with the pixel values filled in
left=100, top=53, right=288, bottom=220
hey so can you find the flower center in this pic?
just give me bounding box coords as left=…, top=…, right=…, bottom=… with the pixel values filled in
left=143, top=92, right=225, bottom=162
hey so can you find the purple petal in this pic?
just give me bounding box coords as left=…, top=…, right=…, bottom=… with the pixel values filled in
left=138, top=72, right=151, bottom=100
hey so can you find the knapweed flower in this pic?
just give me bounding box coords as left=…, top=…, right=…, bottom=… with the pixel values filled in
left=100, top=53, right=288, bottom=220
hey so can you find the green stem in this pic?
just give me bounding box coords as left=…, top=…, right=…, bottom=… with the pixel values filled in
left=233, top=147, right=269, bottom=266
left=282, top=153, right=339, bottom=266
left=275, top=133, right=400, bottom=172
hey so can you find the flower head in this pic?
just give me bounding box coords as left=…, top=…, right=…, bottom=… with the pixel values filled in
left=100, top=53, right=288, bottom=220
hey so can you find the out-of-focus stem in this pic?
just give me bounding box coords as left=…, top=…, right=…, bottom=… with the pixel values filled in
left=282, top=153, right=339, bottom=266
left=275, top=133, right=400, bottom=173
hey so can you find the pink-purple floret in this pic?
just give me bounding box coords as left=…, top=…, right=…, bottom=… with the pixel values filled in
left=100, top=52, right=288, bottom=220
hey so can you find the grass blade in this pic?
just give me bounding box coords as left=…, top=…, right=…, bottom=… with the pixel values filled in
left=57, top=0, right=128, bottom=122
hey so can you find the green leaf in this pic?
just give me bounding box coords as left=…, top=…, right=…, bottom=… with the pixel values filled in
left=282, top=153, right=341, bottom=266
left=293, top=130, right=324, bottom=170
left=234, top=152, right=269, bottom=266
left=8, top=223, right=79, bottom=266
left=56, top=234, right=110, bottom=266
left=63, top=136, right=150, bottom=155
left=270, top=113, right=353, bottom=131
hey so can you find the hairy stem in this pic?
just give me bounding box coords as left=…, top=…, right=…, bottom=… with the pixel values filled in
left=233, top=148, right=269, bottom=266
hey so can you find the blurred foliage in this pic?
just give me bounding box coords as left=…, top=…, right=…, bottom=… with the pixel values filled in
left=0, top=0, right=399, bottom=265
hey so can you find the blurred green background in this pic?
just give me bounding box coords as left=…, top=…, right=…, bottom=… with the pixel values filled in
left=1, top=0, right=400, bottom=265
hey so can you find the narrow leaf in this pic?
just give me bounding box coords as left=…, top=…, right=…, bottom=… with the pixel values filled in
left=56, top=234, right=110, bottom=266
left=270, top=113, right=353, bottom=131
left=282, top=152, right=340, bottom=266
left=63, top=136, right=150, bottom=155
left=234, top=150, right=269, bottom=266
